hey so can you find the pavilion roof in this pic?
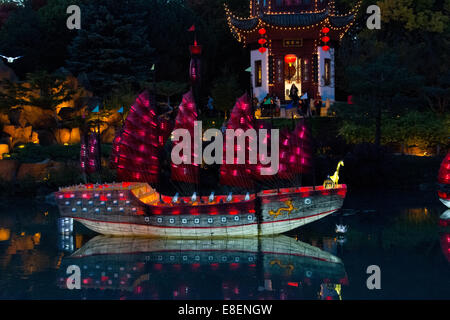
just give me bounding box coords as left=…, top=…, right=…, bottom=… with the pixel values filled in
left=225, top=1, right=361, bottom=41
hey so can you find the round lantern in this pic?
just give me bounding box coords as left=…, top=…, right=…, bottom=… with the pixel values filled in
left=258, top=28, right=266, bottom=35
left=259, top=47, right=267, bottom=54
left=322, top=27, right=330, bottom=34
left=322, top=45, right=330, bottom=51
left=284, top=54, right=297, bottom=66
left=321, top=36, right=330, bottom=43
left=258, top=38, right=267, bottom=45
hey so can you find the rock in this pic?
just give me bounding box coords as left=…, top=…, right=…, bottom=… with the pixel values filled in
left=8, top=106, right=55, bottom=129
left=58, top=107, right=76, bottom=121
left=2, top=125, right=33, bottom=146
left=8, top=108, right=28, bottom=127
left=0, top=160, right=19, bottom=182
left=0, top=144, right=9, bottom=159
left=0, top=113, right=9, bottom=126
left=54, top=127, right=80, bottom=145
left=101, top=126, right=117, bottom=143
left=54, top=128, right=71, bottom=144
left=69, top=127, right=80, bottom=144
left=104, top=112, right=122, bottom=126
left=21, top=106, right=55, bottom=129
left=36, top=129, right=56, bottom=146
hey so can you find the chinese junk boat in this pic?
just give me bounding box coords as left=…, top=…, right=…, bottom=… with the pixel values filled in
left=438, top=151, right=450, bottom=208
left=55, top=91, right=347, bottom=238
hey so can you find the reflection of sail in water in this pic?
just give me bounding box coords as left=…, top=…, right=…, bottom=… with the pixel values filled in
left=440, top=233, right=450, bottom=264
left=58, top=236, right=347, bottom=300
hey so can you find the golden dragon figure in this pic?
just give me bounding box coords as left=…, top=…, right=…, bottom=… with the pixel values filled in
left=269, top=200, right=298, bottom=218
left=270, top=259, right=295, bottom=276
left=324, top=160, right=344, bottom=189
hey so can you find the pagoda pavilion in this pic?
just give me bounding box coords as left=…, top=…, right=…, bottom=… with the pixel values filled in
left=225, top=0, right=361, bottom=103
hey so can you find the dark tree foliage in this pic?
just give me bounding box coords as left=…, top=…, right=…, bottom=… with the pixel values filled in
left=0, top=0, right=19, bottom=29
left=0, top=70, right=75, bottom=114
left=67, top=0, right=155, bottom=98
left=37, top=0, right=85, bottom=73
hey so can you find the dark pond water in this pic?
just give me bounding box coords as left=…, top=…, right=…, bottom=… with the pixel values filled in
left=0, top=189, right=449, bottom=300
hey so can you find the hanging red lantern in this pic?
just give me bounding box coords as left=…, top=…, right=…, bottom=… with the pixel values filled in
left=284, top=54, right=297, bottom=66
left=322, top=45, right=330, bottom=51
left=259, top=47, right=267, bottom=54
left=258, top=38, right=267, bottom=45
left=322, top=27, right=330, bottom=34
left=321, top=36, right=330, bottom=43
left=258, top=28, right=266, bottom=35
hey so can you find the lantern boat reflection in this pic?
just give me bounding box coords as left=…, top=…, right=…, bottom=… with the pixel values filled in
left=58, top=235, right=348, bottom=300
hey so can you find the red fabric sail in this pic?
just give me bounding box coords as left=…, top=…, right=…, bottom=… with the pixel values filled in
left=81, top=132, right=100, bottom=174
left=220, top=94, right=255, bottom=189
left=438, top=151, right=450, bottom=185
left=171, top=90, right=199, bottom=184
left=289, top=120, right=313, bottom=175
left=277, top=128, right=296, bottom=179
left=112, top=91, right=161, bottom=184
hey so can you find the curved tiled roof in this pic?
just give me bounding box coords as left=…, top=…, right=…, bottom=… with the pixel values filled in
left=226, top=6, right=358, bottom=31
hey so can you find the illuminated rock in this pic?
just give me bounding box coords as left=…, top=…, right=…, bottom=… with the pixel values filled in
left=0, top=144, right=8, bottom=159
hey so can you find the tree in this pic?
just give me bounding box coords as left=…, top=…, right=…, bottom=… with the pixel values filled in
left=0, top=0, right=19, bottom=29
left=37, top=0, right=85, bottom=73
left=336, top=50, right=422, bottom=147
left=155, top=81, right=188, bottom=107
left=67, top=0, right=155, bottom=98
left=210, top=73, right=242, bottom=118
left=422, top=71, right=450, bottom=114
left=0, top=70, right=75, bottom=124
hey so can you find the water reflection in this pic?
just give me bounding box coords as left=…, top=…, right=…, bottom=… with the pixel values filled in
left=58, top=236, right=348, bottom=300
left=0, top=191, right=449, bottom=300
left=439, top=210, right=450, bottom=264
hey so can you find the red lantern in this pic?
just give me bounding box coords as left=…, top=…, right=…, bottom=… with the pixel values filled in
left=322, top=27, right=330, bottom=34
left=259, top=47, right=267, bottom=54
left=284, top=54, right=297, bottom=66
left=189, top=45, right=202, bottom=55
left=258, top=38, right=267, bottom=45
left=322, top=45, right=330, bottom=51
left=321, top=36, right=330, bottom=43
left=258, top=28, right=266, bottom=35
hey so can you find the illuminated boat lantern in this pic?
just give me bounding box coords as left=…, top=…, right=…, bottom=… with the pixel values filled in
left=438, top=151, right=450, bottom=208
left=58, top=235, right=348, bottom=299
left=55, top=91, right=347, bottom=238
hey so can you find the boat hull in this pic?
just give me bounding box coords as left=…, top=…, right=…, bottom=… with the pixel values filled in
left=56, top=184, right=346, bottom=238
left=73, top=208, right=338, bottom=238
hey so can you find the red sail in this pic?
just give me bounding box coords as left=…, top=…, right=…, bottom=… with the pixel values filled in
left=112, top=91, right=160, bottom=184
left=171, top=90, right=199, bottom=184
left=220, top=94, right=255, bottom=189
left=290, top=120, right=313, bottom=175
left=277, top=128, right=296, bottom=179
left=438, top=151, right=450, bottom=185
